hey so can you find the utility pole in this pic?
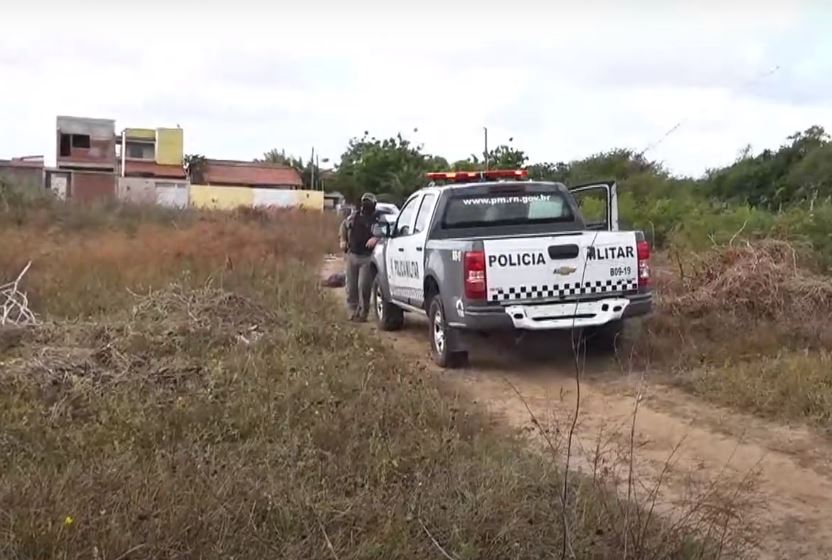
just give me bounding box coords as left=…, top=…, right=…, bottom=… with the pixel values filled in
left=310, top=147, right=315, bottom=190
left=483, top=127, right=489, bottom=170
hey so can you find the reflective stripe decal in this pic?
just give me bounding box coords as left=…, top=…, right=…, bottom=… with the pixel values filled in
left=490, top=279, right=638, bottom=302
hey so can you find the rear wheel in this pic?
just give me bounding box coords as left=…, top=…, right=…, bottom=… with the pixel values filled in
left=586, top=320, right=624, bottom=354
left=372, top=276, right=404, bottom=331
left=428, top=295, right=468, bottom=368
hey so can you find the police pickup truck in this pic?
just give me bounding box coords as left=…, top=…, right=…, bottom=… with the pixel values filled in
left=370, top=169, right=652, bottom=367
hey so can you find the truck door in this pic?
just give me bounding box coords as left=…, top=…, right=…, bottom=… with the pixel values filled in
left=386, top=194, right=421, bottom=303
left=401, top=192, right=437, bottom=308
left=568, top=181, right=619, bottom=231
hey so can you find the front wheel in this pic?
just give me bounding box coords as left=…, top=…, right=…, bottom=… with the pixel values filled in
left=428, top=295, right=467, bottom=368
left=372, top=276, right=404, bottom=331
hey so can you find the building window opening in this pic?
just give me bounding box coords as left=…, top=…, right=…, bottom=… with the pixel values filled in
left=71, top=134, right=91, bottom=149
left=126, top=143, right=153, bottom=159
left=59, top=134, right=71, bottom=156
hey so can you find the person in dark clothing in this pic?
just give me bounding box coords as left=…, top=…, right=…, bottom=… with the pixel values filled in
left=338, top=192, right=382, bottom=321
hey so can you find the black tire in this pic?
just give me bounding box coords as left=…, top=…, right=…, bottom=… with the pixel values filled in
left=586, top=320, right=624, bottom=354
left=427, top=295, right=468, bottom=368
left=372, top=276, right=404, bottom=331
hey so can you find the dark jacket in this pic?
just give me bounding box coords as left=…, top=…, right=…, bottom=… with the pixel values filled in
left=339, top=210, right=381, bottom=256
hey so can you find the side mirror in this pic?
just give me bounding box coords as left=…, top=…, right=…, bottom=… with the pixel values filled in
left=372, top=222, right=393, bottom=238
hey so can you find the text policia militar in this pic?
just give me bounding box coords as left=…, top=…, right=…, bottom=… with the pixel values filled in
left=487, top=245, right=635, bottom=268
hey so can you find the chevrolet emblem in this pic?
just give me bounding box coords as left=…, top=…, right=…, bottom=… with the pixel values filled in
left=553, top=266, right=577, bottom=276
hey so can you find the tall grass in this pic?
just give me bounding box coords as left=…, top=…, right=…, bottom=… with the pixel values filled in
left=631, top=240, right=832, bottom=430
left=0, top=204, right=745, bottom=558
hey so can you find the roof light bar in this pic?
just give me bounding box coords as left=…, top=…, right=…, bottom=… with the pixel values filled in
left=426, top=169, right=528, bottom=182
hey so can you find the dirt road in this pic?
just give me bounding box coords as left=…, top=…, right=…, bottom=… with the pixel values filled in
left=321, top=259, right=832, bottom=559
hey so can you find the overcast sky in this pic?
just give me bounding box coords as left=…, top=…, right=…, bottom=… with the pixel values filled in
left=1, top=0, right=830, bottom=177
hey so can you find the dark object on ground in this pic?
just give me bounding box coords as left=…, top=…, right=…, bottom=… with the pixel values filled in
left=322, top=272, right=346, bottom=288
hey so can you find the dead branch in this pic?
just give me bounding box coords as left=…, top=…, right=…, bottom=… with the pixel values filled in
left=317, top=518, right=340, bottom=560
left=1, top=261, right=37, bottom=326
left=419, top=518, right=459, bottom=560
left=728, top=219, right=749, bottom=247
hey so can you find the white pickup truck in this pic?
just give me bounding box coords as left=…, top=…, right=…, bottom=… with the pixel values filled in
left=370, top=170, right=653, bottom=367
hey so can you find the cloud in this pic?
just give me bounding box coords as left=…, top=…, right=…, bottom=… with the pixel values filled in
left=0, top=0, right=829, bottom=177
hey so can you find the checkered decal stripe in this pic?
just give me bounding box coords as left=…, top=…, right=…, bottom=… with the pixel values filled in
left=490, top=279, right=638, bottom=302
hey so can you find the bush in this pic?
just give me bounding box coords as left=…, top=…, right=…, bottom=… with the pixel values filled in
left=618, top=191, right=832, bottom=270
left=631, top=239, right=832, bottom=427
left=0, top=177, right=56, bottom=221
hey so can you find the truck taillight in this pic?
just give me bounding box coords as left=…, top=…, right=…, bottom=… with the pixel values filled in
left=464, top=251, right=487, bottom=300
left=637, top=240, right=651, bottom=287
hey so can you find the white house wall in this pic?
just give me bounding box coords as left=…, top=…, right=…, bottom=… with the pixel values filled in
left=156, top=182, right=189, bottom=208
left=252, top=188, right=296, bottom=208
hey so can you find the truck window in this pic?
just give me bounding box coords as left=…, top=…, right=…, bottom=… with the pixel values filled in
left=442, top=191, right=573, bottom=228
left=393, top=196, right=420, bottom=237
left=572, top=190, right=606, bottom=224
left=413, top=194, right=436, bottom=233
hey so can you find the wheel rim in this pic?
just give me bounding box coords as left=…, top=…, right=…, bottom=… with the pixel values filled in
left=433, top=308, right=445, bottom=354
left=374, top=284, right=384, bottom=320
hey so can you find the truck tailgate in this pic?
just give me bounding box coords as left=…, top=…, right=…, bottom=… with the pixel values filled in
left=484, top=231, right=638, bottom=303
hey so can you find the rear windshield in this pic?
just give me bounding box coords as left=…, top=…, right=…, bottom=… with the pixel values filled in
left=442, top=191, right=574, bottom=228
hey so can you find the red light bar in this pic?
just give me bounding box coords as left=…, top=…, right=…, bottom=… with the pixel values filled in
left=426, top=169, right=528, bottom=182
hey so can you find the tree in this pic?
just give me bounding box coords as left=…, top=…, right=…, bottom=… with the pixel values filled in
left=786, top=142, right=832, bottom=205
left=184, top=154, right=207, bottom=184
left=485, top=144, right=528, bottom=169
left=258, top=148, right=327, bottom=189
left=527, top=162, right=569, bottom=182
left=706, top=126, right=830, bottom=208
left=331, top=133, right=448, bottom=204
left=450, top=144, right=529, bottom=172
left=261, top=149, right=297, bottom=167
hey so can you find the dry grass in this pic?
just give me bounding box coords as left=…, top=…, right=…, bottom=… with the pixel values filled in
left=631, top=240, right=832, bottom=429
left=664, top=240, right=832, bottom=320
left=0, top=204, right=738, bottom=559
left=0, top=208, right=336, bottom=318
left=682, top=351, right=832, bottom=430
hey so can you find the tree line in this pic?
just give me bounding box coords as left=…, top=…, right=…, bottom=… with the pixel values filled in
left=279, top=125, right=829, bottom=266
left=260, top=125, right=831, bottom=213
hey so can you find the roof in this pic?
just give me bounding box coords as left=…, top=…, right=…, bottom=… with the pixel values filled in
left=0, top=158, right=44, bottom=169
left=57, top=115, right=115, bottom=126
left=124, top=160, right=186, bottom=179
left=203, top=160, right=302, bottom=187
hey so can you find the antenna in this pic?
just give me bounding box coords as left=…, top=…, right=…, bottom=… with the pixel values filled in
left=638, top=64, right=782, bottom=157
left=484, top=127, right=489, bottom=170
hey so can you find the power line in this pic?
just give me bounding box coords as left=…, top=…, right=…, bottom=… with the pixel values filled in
left=638, top=64, right=782, bottom=157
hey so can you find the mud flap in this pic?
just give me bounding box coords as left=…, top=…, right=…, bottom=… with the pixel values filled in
left=445, top=323, right=467, bottom=353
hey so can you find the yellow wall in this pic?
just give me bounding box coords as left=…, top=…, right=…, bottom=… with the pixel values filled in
left=190, top=185, right=254, bottom=210
left=125, top=128, right=155, bottom=140
left=156, top=128, right=184, bottom=165
left=190, top=186, right=322, bottom=211
left=293, top=190, right=324, bottom=210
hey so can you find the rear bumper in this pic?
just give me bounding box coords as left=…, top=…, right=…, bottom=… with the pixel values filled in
left=449, top=292, right=653, bottom=331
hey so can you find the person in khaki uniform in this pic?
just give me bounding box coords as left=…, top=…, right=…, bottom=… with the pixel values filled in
left=339, top=193, right=382, bottom=321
